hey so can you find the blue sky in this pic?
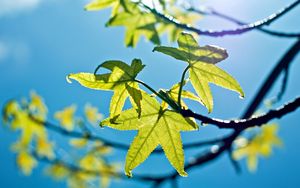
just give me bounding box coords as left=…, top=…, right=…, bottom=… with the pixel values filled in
left=0, top=0, right=300, bottom=187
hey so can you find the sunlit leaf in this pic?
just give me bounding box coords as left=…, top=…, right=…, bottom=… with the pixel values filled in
left=157, top=8, right=201, bottom=42
left=101, top=91, right=198, bottom=177
left=68, top=59, right=144, bottom=117
left=154, top=32, right=244, bottom=112
left=107, top=2, right=160, bottom=47
left=161, top=80, right=203, bottom=109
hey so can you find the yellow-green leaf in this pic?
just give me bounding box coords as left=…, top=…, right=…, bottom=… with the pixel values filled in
left=68, top=59, right=144, bottom=117
left=233, top=123, right=282, bottom=172
left=154, top=32, right=244, bottom=112
left=101, top=92, right=198, bottom=177
left=54, top=105, right=77, bottom=131
left=107, top=3, right=160, bottom=47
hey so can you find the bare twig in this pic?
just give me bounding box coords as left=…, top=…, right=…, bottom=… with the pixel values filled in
left=186, top=6, right=300, bottom=38
left=144, top=35, right=300, bottom=187
left=268, top=66, right=290, bottom=104
left=139, top=0, right=300, bottom=37
left=243, top=39, right=300, bottom=118
left=28, top=115, right=223, bottom=153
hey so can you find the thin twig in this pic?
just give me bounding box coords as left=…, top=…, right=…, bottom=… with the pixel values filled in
left=28, top=115, right=222, bottom=153
left=31, top=151, right=165, bottom=183
left=144, top=35, right=300, bottom=186
left=242, top=39, right=300, bottom=118
left=139, top=0, right=300, bottom=37
left=186, top=6, right=300, bottom=38
left=269, top=66, right=290, bottom=104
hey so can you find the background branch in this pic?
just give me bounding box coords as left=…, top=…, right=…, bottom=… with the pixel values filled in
left=145, top=35, right=300, bottom=187
left=185, top=6, right=300, bottom=38
left=29, top=115, right=223, bottom=153
left=139, top=0, right=300, bottom=37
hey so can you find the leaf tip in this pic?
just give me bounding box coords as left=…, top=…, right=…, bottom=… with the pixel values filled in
left=179, top=170, right=188, bottom=177
left=66, top=75, right=73, bottom=84
left=239, top=91, right=245, bottom=99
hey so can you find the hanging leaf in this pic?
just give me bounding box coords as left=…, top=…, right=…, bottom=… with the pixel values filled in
left=154, top=32, right=244, bottom=112
left=107, top=2, right=160, bottom=47
left=101, top=91, right=198, bottom=177
left=68, top=59, right=144, bottom=117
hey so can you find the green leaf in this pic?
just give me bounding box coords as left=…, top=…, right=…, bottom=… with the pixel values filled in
left=154, top=32, right=244, bottom=112
left=161, top=80, right=203, bottom=109
left=157, top=8, right=201, bottom=42
left=107, top=3, right=160, bottom=47
left=153, top=46, right=189, bottom=62
left=101, top=92, right=198, bottom=177
left=85, top=0, right=117, bottom=11
left=68, top=59, right=144, bottom=117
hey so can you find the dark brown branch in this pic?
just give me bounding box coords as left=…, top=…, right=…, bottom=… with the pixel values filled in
left=242, top=38, right=300, bottom=118
left=181, top=96, right=300, bottom=129
left=268, top=66, right=290, bottom=104
left=139, top=0, right=300, bottom=37
left=143, top=34, right=300, bottom=186
left=29, top=115, right=130, bottom=150
left=276, top=66, right=290, bottom=102
left=186, top=6, right=300, bottom=38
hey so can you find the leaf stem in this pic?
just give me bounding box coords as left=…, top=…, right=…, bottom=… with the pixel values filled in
left=178, top=65, right=190, bottom=108
left=134, top=79, right=164, bottom=100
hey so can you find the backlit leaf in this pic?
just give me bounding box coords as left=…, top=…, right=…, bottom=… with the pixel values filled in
left=101, top=91, right=198, bottom=177
left=68, top=59, right=144, bottom=117
left=154, top=32, right=244, bottom=112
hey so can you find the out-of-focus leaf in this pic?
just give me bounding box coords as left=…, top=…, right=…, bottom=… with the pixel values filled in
left=233, top=123, right=282, bottom=172
left=17, top=151, right=38, bottom=175
left=54, top=105, right=77, bottom=131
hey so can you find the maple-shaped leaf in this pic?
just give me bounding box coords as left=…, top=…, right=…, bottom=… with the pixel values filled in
left=67, top=59, right=144, bottom=117
left=153, top=32, right=244, bottom=112
left=106, top=2, right=160, bottom=47
left=101, top=91, right=198, bottom=177
left=85, top=0, right=125, bottom=17
left=85, top=0, right=118, bottom=11
left=157, top=7, right=201, bottom=42
left=160, top=80, right=203, bottom=109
